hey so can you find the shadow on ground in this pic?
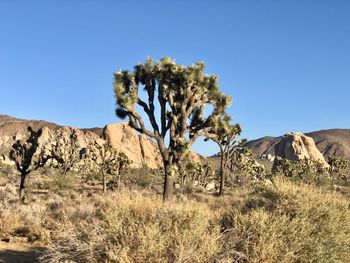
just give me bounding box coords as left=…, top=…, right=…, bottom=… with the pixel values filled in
left=0, top=248, right=46, bottom=263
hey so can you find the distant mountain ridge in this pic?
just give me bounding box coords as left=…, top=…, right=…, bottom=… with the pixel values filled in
left=0, top=114, right=103, bottom=136
left=246, top=129, right=350, bottom=160
left=1, top=114, right=349, bottom=161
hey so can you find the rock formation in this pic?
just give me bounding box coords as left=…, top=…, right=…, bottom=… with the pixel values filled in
left=103, top=123, right=162, bottom=168
left=0, top=115, right=203, bottom=169
left=246, top=129, right=350, bottom=160
left=275, top=132, right=330, bottom=169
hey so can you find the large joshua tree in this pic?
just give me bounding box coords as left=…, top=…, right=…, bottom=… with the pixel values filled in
left=205, top=114, right=241, bottom=195
left=114, top=57, right=231, bottom=200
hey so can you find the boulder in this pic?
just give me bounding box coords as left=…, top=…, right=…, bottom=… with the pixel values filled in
left=275, top=132, right=330, bottom=169
left=205, top=181, right=216, bottom=191
left=103, top=123, right=162, bottom=169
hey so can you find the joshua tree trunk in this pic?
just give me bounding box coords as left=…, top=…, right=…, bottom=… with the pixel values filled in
left=163, top=161, right=172, bottom=201
left=19, top=172, right=28, bottom=200
left=102, top=172, right=107, bottom=192
left=219, top=151, right=225, bottom=196
left=117, top=170, right=121, bottom=190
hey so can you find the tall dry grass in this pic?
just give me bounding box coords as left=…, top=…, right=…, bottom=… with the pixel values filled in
left=40, top=190, right=221, bottom=263
left=1, top=174, right=350, bottom=263
left=220, top=178, right=350, bottom=263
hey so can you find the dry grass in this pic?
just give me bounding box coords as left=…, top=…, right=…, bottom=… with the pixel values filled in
left=41, top=190, right=221, bottom=263
left=1, top=173, right=350, bottom=263
left=220, top=178, right=350, bottom=263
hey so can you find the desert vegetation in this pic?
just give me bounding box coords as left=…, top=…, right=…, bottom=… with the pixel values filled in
left=1, top=58, right=350, bottom=263
left=1, top=163, right=350, bottom=262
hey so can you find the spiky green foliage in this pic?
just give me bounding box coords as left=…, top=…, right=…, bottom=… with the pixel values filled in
left=205, top=114, right=241, bottom=145
left=114, top=57, right=231, bottom=199
left=272, top=157, right=325, bottom=184
left=226, top=144, right=266, bottom=186
left=328, top=156, right=349, bottom=175
left=177, top=159, right=214, bottom=187
left=327, top=156, right=349, bottom=186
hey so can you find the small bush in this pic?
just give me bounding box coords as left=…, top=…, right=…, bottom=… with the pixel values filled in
left=48, top=174, right=77, bottom=192
left=0, top=162, right=13, bottom=176
left=124, top=166, right=161, bottom=189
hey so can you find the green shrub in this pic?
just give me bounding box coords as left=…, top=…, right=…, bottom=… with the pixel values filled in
left=48, top=174, right=77, bottom=192
left=124, top=166, right=161, bottom=189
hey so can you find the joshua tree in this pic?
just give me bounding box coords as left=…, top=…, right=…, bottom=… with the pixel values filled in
left=201, top=163, right=214, bottom=186
left=205, top=114, right=241, bottom=195
left=50, top=130, right=81, bottom=175
left=10, top=127, right=52, bottom=199
left=114, top=57, right=231, bottom=200
left=328, top=156, right=348, bottom=174
left=178, top=159, right=199, bottom=185
left=227, top=145, right=265, bottom=185
left=177, top=160, right=214, bottom=187
left=85, top=141, right=131, bottom=192
left=115, top=152, right=131, bottom=188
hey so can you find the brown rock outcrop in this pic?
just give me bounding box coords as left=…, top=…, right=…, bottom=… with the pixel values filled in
left=38, top=126, right=100, bottom=150
left=103, top=123, right=162, bottom=168
left=0, top=115, right=204, bottom=169
left=275, top=132, right=330, bottom=169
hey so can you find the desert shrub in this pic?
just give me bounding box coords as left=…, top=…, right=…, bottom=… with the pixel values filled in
left=124, top=166, right=162, bottom=189
left=2, top=168, right=350, bottom=263
left=0, top=162, right=13, bottom=176
left=176, top=160, right=214, bottom=189
left=0, top=198, right=48, bottom=242
left=41, top=191, right=221, bottom=263
left=328, top=155, right=350, bottom=186
left=272, top=157, right=328, bottom=185
left=219, top=177, right=350, bottom=263
left=181, top=182, right=196, bottom=194
left=48, top=173, right=77, bottom=192
left=82, top=171, right=105, bottom=183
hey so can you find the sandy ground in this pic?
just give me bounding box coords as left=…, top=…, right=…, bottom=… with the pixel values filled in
left=0, top=241, right=46, bottom=263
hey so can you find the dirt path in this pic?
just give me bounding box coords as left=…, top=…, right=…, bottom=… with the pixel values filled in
left=0, top=242, right=46, bottom=263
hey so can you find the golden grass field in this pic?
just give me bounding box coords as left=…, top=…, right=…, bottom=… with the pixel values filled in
left=1, top=163, right=350, bottom=263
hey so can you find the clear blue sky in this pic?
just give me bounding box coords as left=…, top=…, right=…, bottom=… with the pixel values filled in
left=1, top=0, right=349, bottom=156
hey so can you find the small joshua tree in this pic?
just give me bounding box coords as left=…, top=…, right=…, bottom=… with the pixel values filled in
left=178, top=158, right=199, bottom=185
left=114, top=57, right=231, bottom=200
left=115, top=152, right=131, bottom=188
left=205, top=114, right=241, bottom=195
left=85, top=141, right=131, bottom=192
left=227, top=145, right=266, bottom=186
left=10, top=127, right=52, bottom=199
left=177, top=160, right=214, bottom=188
left=328, top=155, right=349, bottom=181
left=201, top=163, right=215, bottom=186
left=50, top=130, right=81, bottom=175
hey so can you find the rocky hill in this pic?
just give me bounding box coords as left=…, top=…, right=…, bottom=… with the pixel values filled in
left=246, top=129, right=350, bottom=160
left=0, top=114, right=203, bottom=168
